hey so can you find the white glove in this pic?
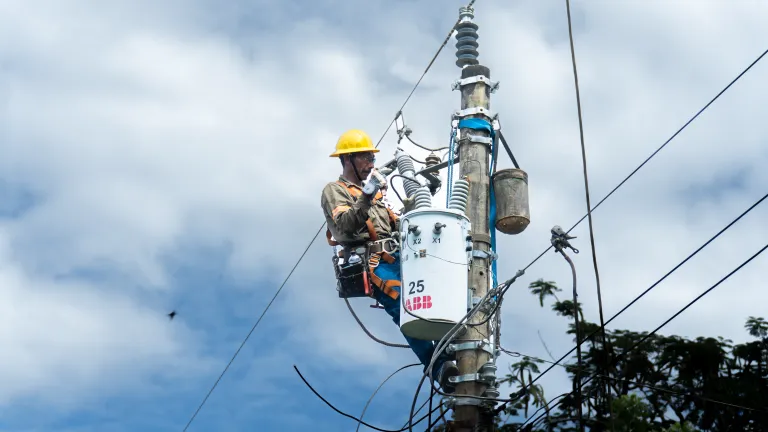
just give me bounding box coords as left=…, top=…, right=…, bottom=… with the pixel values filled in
left=370, top=168, right=388, bottom=190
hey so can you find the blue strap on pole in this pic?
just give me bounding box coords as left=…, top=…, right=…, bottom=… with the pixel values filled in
left=457, top=118, right=499, bottom=291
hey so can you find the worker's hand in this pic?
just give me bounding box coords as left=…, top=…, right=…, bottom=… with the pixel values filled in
left=362, top=174, right=382, bottom=199
left=369, top=168, right=388, bottom=190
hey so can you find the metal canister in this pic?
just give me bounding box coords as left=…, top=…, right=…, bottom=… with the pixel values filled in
left=491, top=168, right=530, bottom=235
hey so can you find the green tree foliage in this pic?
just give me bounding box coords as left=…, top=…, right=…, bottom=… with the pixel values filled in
left=494, top=279, right=768, bottom=431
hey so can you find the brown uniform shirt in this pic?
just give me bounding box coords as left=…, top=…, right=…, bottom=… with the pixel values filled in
left=321, top=176, right=398, bottom=246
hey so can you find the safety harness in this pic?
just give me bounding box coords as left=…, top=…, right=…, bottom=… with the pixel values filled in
left=326, top=180, right=401, bottom=301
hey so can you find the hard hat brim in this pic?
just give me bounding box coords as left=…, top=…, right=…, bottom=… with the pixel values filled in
left=329, top=147, right=380, bottom=157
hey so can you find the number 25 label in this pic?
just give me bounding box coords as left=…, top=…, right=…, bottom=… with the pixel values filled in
left=408, top=280, right=425, bottom=295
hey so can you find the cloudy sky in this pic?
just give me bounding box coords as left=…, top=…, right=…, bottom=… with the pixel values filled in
left=1, top=0, right=767, bottom=430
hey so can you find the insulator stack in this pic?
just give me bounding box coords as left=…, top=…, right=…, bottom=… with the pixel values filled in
left=425, top=152, right=441, bottom=169
left=396, top=150, right=432, bottom=209
left=455, top=6, right=479, bottom=68
left=447, top=178, right=469, bottom=214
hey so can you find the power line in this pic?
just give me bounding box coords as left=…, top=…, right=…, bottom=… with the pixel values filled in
left=356, top=363, right=420, bottom=432
left=513, top=241, right=768, bottom=430
left=373, top=0, right=477, bottom=150
left=179, top=3, right=477, bottom=429
left=293, top=365, right=441, bottom=432
left=563, top=0, right=613, bottom=428
left=181, top=223, right=324, bottom=432
left=495, top=190, right=768, bottom=414
left=500, top=349, right=768, bottom=417
left=520, top=46, right=768, bottom=274
left=499, top=42, right=768, bottom=397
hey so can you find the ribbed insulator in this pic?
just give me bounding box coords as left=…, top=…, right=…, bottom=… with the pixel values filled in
left=448, top=178, right=469, bottom=214
left=396, top=152, right=432, bottom=209
left=425, top=152, right=441, bottom=168
left=455, top=7, right=479, bottom=68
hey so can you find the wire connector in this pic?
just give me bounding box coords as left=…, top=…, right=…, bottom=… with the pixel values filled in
left=551, top=225, right=579, bottom=254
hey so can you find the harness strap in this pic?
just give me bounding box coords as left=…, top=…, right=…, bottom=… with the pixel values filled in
left=368, top=269, right=400, bottom=301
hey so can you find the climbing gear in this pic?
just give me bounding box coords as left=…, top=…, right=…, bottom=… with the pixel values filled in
left=327, top=178, right=401, bottom=301
left=329, top=129, right=380, bottom=157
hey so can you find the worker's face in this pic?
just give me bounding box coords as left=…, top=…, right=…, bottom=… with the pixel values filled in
left=351, top=152, right=376, bottom=178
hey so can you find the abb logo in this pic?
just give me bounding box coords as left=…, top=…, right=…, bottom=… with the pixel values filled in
left=405, top=296, right=433, bottom=311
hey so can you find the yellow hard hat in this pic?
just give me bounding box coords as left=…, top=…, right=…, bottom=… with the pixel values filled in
left=330, top=129, right=380, bottom=157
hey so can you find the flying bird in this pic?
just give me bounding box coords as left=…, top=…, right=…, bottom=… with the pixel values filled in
left=168, top=310, right=177, bottom=320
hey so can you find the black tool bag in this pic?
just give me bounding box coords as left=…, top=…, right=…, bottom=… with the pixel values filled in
left=331, top=245, right=371, bottom=298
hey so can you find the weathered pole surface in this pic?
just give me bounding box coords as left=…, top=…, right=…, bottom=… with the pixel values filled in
left=453, top=63, right=494, bottom=432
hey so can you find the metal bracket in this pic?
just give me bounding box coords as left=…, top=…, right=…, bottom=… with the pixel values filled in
left=451, top=75, right=500, bottom=93
left=452, top=107, right=496, bottom=121
left=444, top=396, right=484, bottom=408
left=456, top=132, right=493, bottom=147
left=449, top=372, right=494, bottom=385
left=446, top=340, right=495, bottom=356
left=472, top=249, right=498, bottom=261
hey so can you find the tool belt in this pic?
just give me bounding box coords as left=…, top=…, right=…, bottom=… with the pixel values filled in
left=326, top=196, right=402, bottom=301
left=330, top=234, right=401, bottom=301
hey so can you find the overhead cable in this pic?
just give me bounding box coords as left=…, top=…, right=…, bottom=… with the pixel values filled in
left=500, top=349, right=768, bottom=417
left=563, top=0, right=614, bottom=427
left=499, top=190, right=768, bottom=407
left=512, top=242, right=768, bottom=429
left=179, top=2, right=477, bottom=428
left=181, top=223, right=325, bottom=432
left=520, top=46, right=768, bottom=274
left=356, top=364, right=420, bottom=432
left=294, top=365, right=441, bottom=432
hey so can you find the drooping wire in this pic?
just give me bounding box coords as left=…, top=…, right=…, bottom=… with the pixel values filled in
left=344, top=298, right=409, bottom=349
left=563, top=0, right=613, bottom=427
left=294, top=365, right=441, bottom=432
left=511, top=242, right=768, bottom=428
left=518, top=46, right=768, bottom=275
left=494, top=190, right=768, bottom=415
left=356, top=364, right=420, bottom=432
left=178, top=3, right=476, bottom=427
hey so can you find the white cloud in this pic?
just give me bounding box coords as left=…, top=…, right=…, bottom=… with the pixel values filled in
left=1, top=0, right=768, bottom=428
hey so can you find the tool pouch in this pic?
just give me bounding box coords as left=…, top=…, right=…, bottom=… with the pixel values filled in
left=332, top=246, right=372, bottom=298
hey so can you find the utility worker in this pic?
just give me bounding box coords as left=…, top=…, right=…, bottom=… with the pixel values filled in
left=321, top=129, right=458, bottom=393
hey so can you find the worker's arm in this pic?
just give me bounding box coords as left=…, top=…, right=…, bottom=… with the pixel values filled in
left=321, top=183, right=372, bottom=235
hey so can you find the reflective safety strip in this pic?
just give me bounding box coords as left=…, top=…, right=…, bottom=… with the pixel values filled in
left=332, top=205, right=351, bottom=219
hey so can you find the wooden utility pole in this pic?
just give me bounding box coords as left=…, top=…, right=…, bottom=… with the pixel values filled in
left=451, top=5, right=497, bottom=431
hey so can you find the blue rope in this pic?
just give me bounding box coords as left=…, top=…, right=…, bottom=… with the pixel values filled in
left=446, top=127, right=457, bottom=206
left=457, top=119, right=499, bottom=291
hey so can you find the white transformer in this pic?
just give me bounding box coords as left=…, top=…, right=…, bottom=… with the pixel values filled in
left=399, top=207, right=472, bottom=341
